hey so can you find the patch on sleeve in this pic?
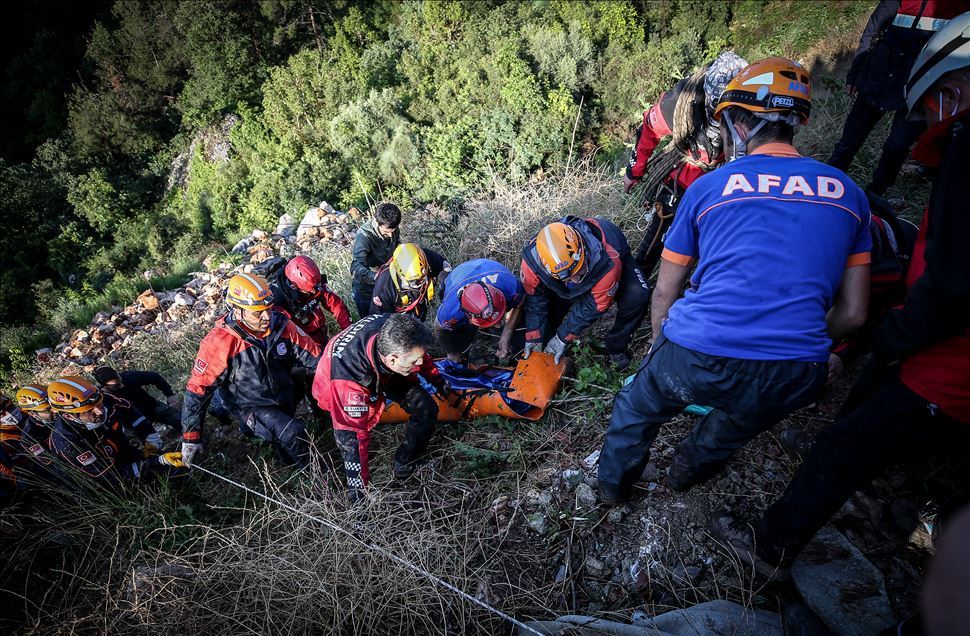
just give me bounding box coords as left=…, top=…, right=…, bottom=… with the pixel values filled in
left=342, top=391, right=370, bottom=418
left=28, top=443, right=44, bottom=456
left=276, top=342, right=288, bottom=356
left=193, top=358, right=208, bottom=374
left=76, top=450, right=96, bottom=466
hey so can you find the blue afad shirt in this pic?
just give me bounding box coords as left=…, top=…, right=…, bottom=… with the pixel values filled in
left=660, top=148, right=872, bottom=362
left=436, top=259, right=525, bottom=331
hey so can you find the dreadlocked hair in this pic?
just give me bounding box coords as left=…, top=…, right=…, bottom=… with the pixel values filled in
left=671, top=63, right=712, bottom=159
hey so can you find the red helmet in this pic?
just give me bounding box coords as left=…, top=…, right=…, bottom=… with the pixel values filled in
left=284, top=256, right=324, bottom=295
left=459, top=282, right=507, bottom=328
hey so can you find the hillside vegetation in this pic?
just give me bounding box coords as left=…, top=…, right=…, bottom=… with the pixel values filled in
left=0, top=0, right=874, bottom=371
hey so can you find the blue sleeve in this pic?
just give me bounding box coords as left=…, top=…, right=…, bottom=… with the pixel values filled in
left=498, top=272, right=526, bottom=309
left=661, top=185, right=702, bottom=262
left=850, top=195, right=873, bottom=257
left=435, top=293, right=468, bottom=331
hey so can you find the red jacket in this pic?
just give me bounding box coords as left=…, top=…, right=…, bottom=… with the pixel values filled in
left=311, top=314, right=439, bottom=484
left=182, top=312, right=321, bottom=441
left=626, top=76, right=718, bottom=190
left=312, top=314, right=438, bottom=434
left=272, top=278, right=352, bottom=347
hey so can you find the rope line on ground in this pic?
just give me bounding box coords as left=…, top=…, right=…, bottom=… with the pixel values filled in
left=191, top=464, right=542, bottom=636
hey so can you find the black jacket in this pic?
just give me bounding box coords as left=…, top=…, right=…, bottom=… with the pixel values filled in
left=49, top=395, right=159, bottom=483
left=369, top=247, right=449, bottom=321
left=105, top=371, right=174, bottom=418
left=351, top=220, right=400, bottom=291
left=182, top=311, right=321, bottom=441
left=847, top=1, right=967, bottom=111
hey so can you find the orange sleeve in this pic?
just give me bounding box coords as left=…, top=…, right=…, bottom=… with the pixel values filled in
left=845, top=252, right=872, bottom=268
left=661, top=248, right=696, bottom=267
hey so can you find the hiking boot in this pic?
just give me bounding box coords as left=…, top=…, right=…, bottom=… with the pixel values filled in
left=664, top=455, right=719, bottom=492
left=597, top=483, right=628, bottom=507
left=780, top=427, right=813, bottom=458
left=608, top=352, right=632, bottom=371
left=709, top=511, right=790, bottom=582
left=393, top=458, right=419, bottom=480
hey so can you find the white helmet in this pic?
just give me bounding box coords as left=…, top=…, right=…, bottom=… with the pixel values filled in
left=906, top=11, right=970, bottom=115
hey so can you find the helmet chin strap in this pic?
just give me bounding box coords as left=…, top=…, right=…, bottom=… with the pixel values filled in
left=723, top=109, right=767, bottom=162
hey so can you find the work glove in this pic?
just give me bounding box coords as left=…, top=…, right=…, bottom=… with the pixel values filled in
left=523, top=340, right=541, bottom=360
left=158, top=451, right=185, bottom=468
left=544, top=335, right=568, bottom=364
left=181, top=441, right=202, bottom=467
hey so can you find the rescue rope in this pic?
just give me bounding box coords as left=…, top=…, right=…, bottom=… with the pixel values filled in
left=191, top=464, right=543, bottom=636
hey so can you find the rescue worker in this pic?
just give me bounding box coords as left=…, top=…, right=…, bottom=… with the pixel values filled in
left=47, top=376, right=184, bottom=484
left=434, top=258, right=525, bottom=362
left=624, top=50, right=748, bottom=275
left=13, top=384, right=59, bottom=474
left=369, top=243, right=451, bottom=321
left=180, top=273, right=321, bottom=468
left=271, top=255, right=352, bottom=348
left=519, top=216, right=651, bottom=370
left=710, top=16, right=970, bottom=580
left=828, top=0, right=968, bottom=195
left=351, top=202, right=402, bottom=317
left=597, top=58, right=872, bottom=503
left=93, top=365, right=182, bottom=432
left=312, top=313, right=450, bottom=501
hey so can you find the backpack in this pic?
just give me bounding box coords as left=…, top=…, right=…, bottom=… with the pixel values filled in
left=251, top=256, right=288, bottom=287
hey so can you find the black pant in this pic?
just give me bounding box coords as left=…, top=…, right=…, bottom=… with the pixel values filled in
left=547, top=253, right=651, bottom=355
left=241, top=406, right=309, bottom=467
left=352, top=284, right=373, bottom=318
left=146, top=400, right=182, bottom=432
left=828, top=97, right=925, bottom=195
left=598, top=336, right=826, bottom=500
left=334, top=376, right=438, bottom=494
left=755, top=376, right=970, bottom=565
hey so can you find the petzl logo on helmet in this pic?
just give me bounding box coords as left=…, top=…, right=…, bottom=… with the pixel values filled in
left=772, top=95, right=795, bottom=108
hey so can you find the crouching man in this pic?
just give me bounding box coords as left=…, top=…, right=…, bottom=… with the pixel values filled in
left=312, top=313, right=450, bottom=501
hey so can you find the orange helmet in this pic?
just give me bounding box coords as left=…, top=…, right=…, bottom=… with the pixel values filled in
left=713, top=57, right=811, bottom=125
left=16, top=384, right=50, bottom=412
left=47, top=376, right=103, bottom=414
left=226, top=273, right=273, bottom=311
left=536, top=222, right=585, bottom=280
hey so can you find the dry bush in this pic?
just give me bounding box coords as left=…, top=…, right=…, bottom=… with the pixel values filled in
left=9, top=457, right=556, bottom=636
left=403, top=159, right=646, bottom=274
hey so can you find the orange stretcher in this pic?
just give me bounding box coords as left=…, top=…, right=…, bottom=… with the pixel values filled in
left=379, top=351, right=567, bottom=423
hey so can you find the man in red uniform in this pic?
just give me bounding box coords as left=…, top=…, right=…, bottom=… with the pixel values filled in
left=271, top=255, right=352, bottom=348
left=711, top=13, right=970, bottom=580
left=312, top=313, right=450, bottom=501
left=181, top=273, right=321, bottom=468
